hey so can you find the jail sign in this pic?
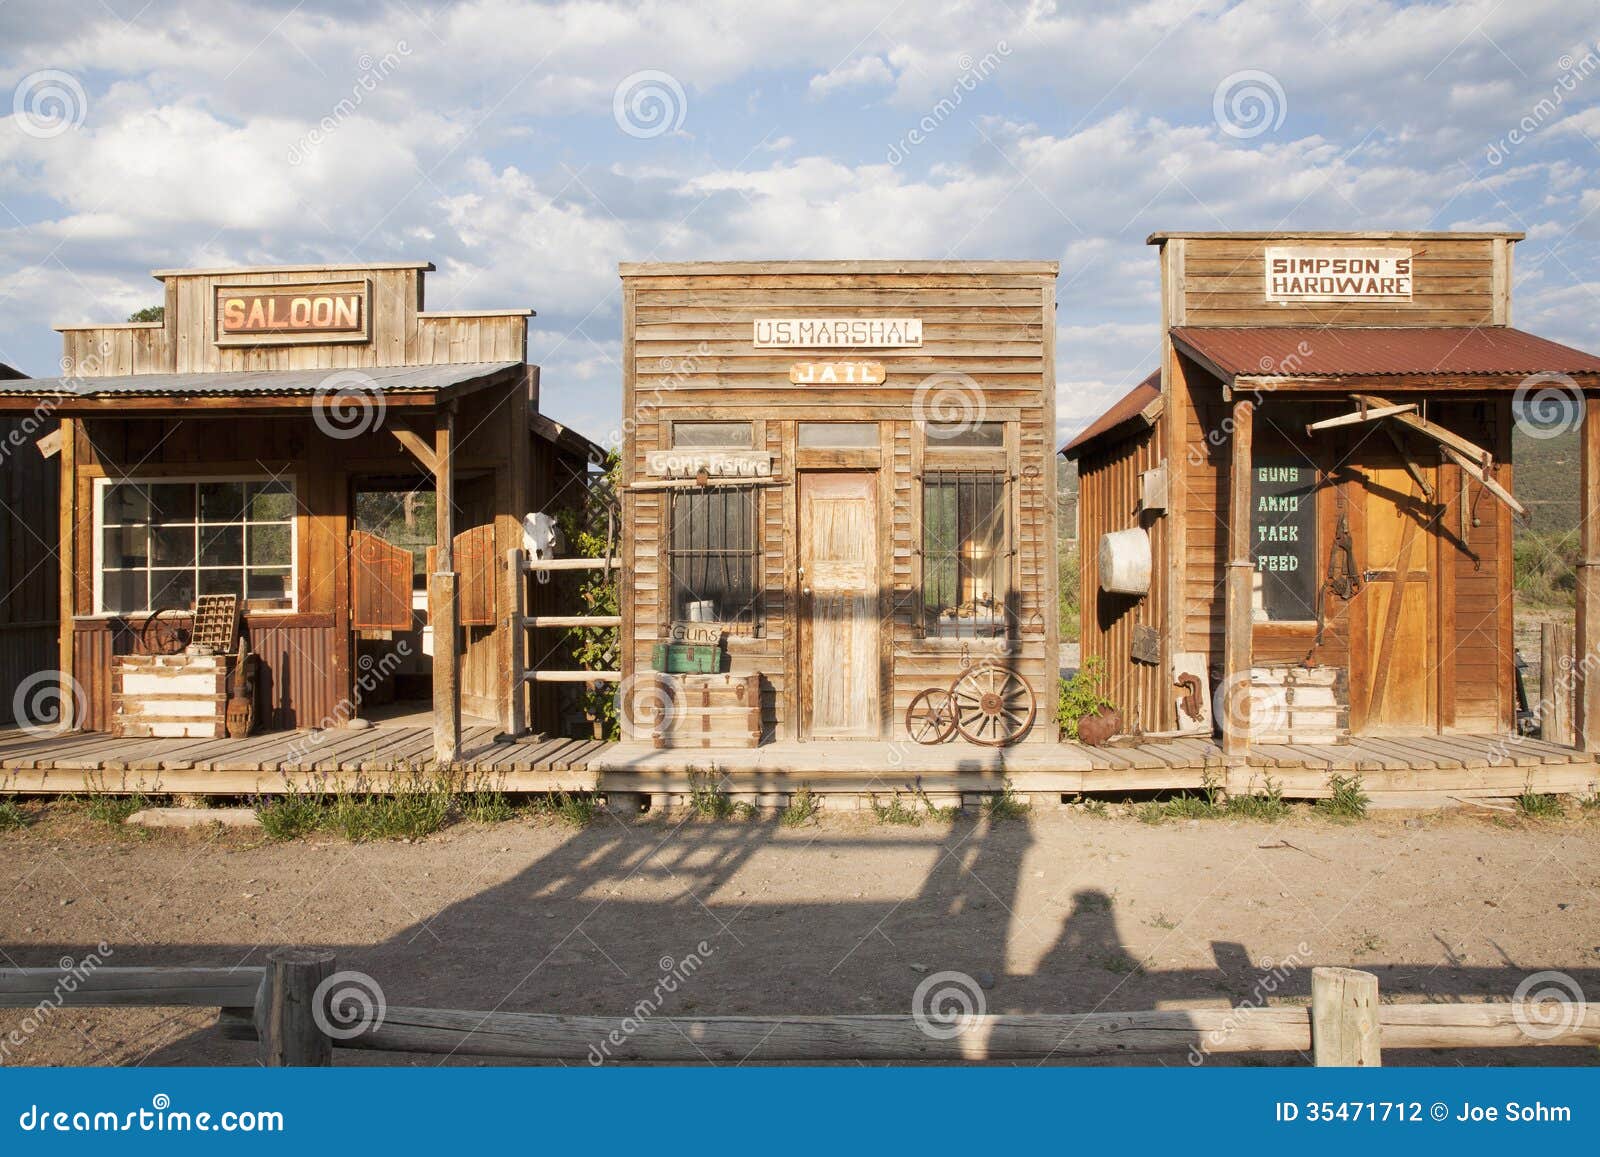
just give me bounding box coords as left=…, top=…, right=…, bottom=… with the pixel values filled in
left=1252, top=461, right=1318, bottom=621
left=1264, top=247, right=1413, bottom=302
left=215, top=281, right=370, bottom=344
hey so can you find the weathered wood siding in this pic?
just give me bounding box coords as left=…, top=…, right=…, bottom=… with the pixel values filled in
left=619, top=263, right=1059, bottom=745
left=0, top=408, right=60, bottom=725
left=1075, top=418, right=1169, bottom=733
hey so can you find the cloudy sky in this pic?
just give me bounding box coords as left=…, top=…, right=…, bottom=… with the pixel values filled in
left=1, top=0, right=1598, bottom=444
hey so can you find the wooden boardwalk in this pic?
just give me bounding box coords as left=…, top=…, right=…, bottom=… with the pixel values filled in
left=0, top=727, right=1593, bottom=803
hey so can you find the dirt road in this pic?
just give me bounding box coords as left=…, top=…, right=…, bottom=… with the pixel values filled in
left=2, top=802, right=1596, bottom=1066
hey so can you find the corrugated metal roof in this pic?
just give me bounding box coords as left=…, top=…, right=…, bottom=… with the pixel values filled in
left=1171, top=326, right=1600, bottom=379
left=0, top=361, right=522, bottom=398
left=1059, top=370, right=1160, bottom=457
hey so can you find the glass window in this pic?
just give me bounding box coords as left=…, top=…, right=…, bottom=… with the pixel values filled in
left=96, top=478, right=296, bottom=614
left=668, top=485, right=761, bottom=627
left=1251, top=457, right=1318, bottom=622
left=925, top=421, right=1005, bottom=448
left=672, top=422, right=753, bottom=449
left=923, top=471, right=1009, bottom=638
left=798, top=422, right=878, bottom=448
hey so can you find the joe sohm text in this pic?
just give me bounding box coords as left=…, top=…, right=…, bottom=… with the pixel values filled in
left=1274, top=1101, right=1573, bottom=1124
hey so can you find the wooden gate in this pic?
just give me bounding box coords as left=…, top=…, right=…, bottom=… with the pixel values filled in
left=800, top=473, right=879, bottom=738
left=427, top=524, right=497, bottom=626
left=1358, top=464, right=1437, bottom=731
left=350, top=530, right=413, bottom=631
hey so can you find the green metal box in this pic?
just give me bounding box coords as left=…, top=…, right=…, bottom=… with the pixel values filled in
left=650, top=643, right=723, bottom=674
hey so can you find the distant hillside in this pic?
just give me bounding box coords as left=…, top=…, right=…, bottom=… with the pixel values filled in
left=1513, top=426, right=1579, bottom=537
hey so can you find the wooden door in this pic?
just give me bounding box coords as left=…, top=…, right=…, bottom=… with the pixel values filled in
left=1359, top=464, right=1437, bottom=731
left=350, top=530, right=414, bottom=630
left=800, top=473, right=880, bottom=738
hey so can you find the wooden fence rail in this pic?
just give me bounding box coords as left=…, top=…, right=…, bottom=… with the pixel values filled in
left=3, top=952, right=1597, bottom=1066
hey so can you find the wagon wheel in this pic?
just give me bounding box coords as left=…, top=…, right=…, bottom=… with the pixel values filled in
left=905, top=688, right=956, bottom=745
left=950, top=665, right=1035, bottom=747
left=140, top=607, right=188, bottom=656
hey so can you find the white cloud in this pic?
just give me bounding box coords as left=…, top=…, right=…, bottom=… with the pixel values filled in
left=808, top=55, right=894, bottom=98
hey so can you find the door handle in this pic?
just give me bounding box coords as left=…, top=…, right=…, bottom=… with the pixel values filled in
left=802, top=586, right=813, bottom=598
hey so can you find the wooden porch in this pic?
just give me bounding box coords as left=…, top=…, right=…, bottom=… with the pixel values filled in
left=0, top=727, right=1593, bottom=805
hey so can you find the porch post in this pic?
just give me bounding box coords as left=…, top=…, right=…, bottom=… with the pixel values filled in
left=431, top=404, right=461, bottom=765
left=1575, top=395, right=1600, bottom=750
left=1223, top=396, right=1254, bottom=758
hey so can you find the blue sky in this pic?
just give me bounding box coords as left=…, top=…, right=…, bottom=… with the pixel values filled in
left=2, top=0, right=1598, bottom=445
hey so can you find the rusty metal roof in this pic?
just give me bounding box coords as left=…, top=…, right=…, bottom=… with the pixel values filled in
left=0, top=361, right=522, bottom=399
left=1059, top=370, right=1160, bottom=457
left=1171, top=326, right=1600, bottom=380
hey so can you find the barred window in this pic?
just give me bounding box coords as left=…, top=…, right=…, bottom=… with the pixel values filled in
left=668, top=485, right=762, bottom=627
left=922, top=470, right=1008, bottom=638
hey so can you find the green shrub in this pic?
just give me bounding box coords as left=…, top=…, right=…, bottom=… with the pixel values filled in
left=687, top=768, right=736, bottom=819
left=1315, top=774, right=1368, bottom=821
left=1515, top=783, right=1565, bottom=819
left=86, top=792, right=148, bottom=826
left=256, top=787, right=325, bottom=841
left=780, top=786, right=820, bottom=828
left=0, top=800, right=30, bottom=831
left=983, top=778, right=1029, bottom=821
left=327, top=771, right=451, bottom=842
left=537, top=789, right=598, bottom=828
left=1057, top=655, right=1115, bottom=739
left=1513, top=531, right=1578, bottom=609
left=1225, top=775, right=1290, bottom=821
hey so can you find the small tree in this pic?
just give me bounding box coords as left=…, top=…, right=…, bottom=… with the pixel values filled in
left=1057, top=655, right=1115, bottom=739
left=127, top=306, right=164, bottom=323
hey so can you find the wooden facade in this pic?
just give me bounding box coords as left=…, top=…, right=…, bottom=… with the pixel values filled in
left=1, top=263, right=597, bottom=758
left=618, top=261, right=1060, bottom=747
left=1067, top=231, right=1600, bottom=754
left=0, top=363, right=60, bottom=725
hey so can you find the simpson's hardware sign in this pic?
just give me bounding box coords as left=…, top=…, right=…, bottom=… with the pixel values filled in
left=753, top=318, right=922, bottom=348
left=644, top=449, right=774, bottom=479
left=215, top=281, right=370, bottom=343
left=788, top=361, right=886, bottom=385
left=1264, top=247, right=1413, bottom=302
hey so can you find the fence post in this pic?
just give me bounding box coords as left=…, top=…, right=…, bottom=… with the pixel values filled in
left=506, top=547, right=527, bottom=737
left=256, top=948, right=335, bottom=1067
left=1311, top=966, right=1381, bottom=1066
left=1540, top=622, right=1575, bottom=746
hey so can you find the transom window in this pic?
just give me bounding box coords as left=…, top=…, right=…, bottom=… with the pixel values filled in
left=668, top=485, right=762, bottom=629
left=923, top=470, right=1009, bottom=638
left=96, top=478, right=296, bottom=615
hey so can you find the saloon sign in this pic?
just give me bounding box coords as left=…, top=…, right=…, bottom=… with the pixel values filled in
left=215, top=281, right=369, bottom=343
left=1264, top=247, right=1413, bottom=302
left=753, top=318, right=922, bottom=348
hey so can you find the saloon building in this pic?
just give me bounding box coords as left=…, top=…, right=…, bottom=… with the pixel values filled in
left=615, top=261, right=1060, bottom=752
left=1065, top=231, right=1600, bottom=757
left=0, top=262, right=599, bottom=763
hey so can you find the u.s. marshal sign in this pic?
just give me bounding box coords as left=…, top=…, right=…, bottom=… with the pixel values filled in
left=1264, top=247, right=1413, bottom=302
left=753, top=318, right=922, bottom=348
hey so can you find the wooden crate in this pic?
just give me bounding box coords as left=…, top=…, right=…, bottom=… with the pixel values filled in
left=654, top=673, right=764, bottom=749
left=111, top=653, right=236, bottom=739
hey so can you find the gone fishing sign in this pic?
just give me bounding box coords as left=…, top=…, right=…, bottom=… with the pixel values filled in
left=1264, top=247, right=1413, bottom=302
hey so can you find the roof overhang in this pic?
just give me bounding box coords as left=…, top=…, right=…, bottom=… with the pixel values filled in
left=0, top=361, right=525, bottom=416
left=1170, top=326, right=1600, bottom=394
left=1147, top=230, right=1525, bottom=244
left=1059, top=371, right=1162, bottom=458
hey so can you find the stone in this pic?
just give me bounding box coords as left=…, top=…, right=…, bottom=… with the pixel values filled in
left=126, top=807, right=262, bottom=830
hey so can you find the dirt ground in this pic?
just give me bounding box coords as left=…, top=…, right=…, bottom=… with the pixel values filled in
left=1, top=800, right=1596, bottom=1067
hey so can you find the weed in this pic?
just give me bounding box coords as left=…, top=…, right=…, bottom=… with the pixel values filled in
left=1352, top=929, right=1385, bottom=957
left=1147, top=912, right=1178, bottom=931
left=538, top=789, right=597, bottom=828
left=327, top=770, right=451, bottom=842
left=983, top=778, right=1029, bottom=822
left=460, top=781, right=519, bottom=824
left=1315, top=774, right=1368, bottom=821
left=1162, top=792, right=1218, bottom=820
left=688, top=768, right=737, bottom=819
left=86, top=792, right=148, bottom=826
left=1100, top=951, right=1145, bottom=975
left=1515, top=783, right=1565, bottom=819
left=0, top=800, right=30, bottom=831
left=1080, top=797, right=1109, bottom=818
left=1581, top=793, right=1600, bottom=813
left=1225, top=775, right=1289, bottom=821
left=780, top=786, right=820, bottom=828
left=871, top=792, right=925, bottom=826
left=256, top=787, right=325, bottom=841
left=1133, top=800, right=1166, bottom=825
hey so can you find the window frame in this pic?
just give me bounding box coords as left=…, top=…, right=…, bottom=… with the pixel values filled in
left=665, top=482, right=765, bottom=635
left=919, top=467, right=1013, bottom=641
left=91, top=474, right=299, bottom=617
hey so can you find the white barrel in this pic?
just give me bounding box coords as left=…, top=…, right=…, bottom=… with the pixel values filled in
left=1098, top=527, right=1152, bottom=595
